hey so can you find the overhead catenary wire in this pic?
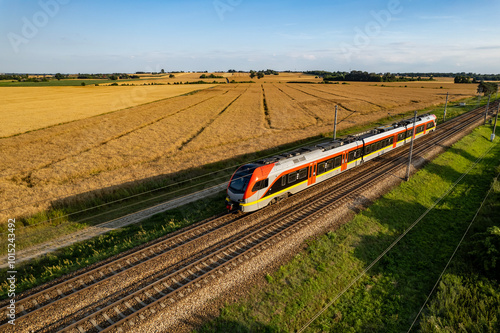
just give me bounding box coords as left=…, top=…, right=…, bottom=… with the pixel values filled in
left=2, top=101, right=373, bottom=217
left=1, top=135, right=336, bottom=233
left=406, top=166, right=500, bottom=333
left=296, top=139, right=495, bottom=333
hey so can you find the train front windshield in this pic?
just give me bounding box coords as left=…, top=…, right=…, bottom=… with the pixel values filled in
left=228, top=165, right=257, bottom=194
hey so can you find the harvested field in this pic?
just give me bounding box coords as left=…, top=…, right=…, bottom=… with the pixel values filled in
left=0, top=78, right=478, bottom=224
left=262, top=83, right=318, bottom=130
left=0, top=84, right=216, bottom=137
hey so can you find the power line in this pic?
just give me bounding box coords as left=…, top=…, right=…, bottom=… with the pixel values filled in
left=406, top=167, right=500, bottom=333
left=2, top=136, right=329, bottom=215
left=2, top=136, right=333, bottom=236
left=296, top=140, right=495, bottom=333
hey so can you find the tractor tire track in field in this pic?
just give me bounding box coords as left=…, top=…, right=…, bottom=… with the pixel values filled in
left=301, top=84, right=386, bottom=110
left=270, top=84, right=326, bottom=125
left=8, top=91, right=231, bottom=189
left=272, top=83, right=296, bottom=100
left=285, top=84, right=357, bottom=113
left=270, top=83, right=322, bottom=126
left=178, top=87, right=248, bottom=151
left=261, top=84, right=273, bottom=129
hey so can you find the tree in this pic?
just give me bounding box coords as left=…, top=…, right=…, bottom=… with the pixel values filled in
left=161, top=69, right=165, bottom=74
left=477, top=81, right=498, bottom=96
left=454, top=75, right=471, bottom=84
left=169, top=74, right=175, bottom=78
left=257, top=72, right=264, bottom=79
left=54, top=73, right=64, bottom=81
left=249, top=70, right=256, bottom=79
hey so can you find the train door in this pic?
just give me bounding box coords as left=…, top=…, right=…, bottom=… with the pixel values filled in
left=341, top=152, right=348, bottom=171
left=308, top=162, right=317, bottom=186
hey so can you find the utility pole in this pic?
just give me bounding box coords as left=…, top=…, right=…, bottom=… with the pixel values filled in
left=484, top=94, right=491, bottom=125
left=333, top=105, right=338, bottom=140
left=492, top=102, right=499, bottom=142
left=443, top=92, right=449, bottom=122
left=405, top=111, right=417, bottom=181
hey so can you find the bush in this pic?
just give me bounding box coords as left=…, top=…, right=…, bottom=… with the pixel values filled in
left=468, top=226, right=500, bottom=280
left=420, top=274, right=500, bottom=332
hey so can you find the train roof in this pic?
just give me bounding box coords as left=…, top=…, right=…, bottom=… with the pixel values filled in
left=254, top=113, right=435, bottom=168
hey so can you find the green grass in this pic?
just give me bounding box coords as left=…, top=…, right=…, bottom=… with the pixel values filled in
left=418, top=177, right=500, bottom=332
left=196, top=124, right=500, bottom=332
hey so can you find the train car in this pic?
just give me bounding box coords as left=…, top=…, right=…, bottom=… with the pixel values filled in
left=226, top=114, right=437, bottom=212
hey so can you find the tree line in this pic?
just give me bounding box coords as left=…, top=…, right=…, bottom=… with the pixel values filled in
left=306, top=70, right=435, bottom=82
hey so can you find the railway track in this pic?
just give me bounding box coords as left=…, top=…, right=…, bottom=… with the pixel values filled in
left=1, top=103, right=494, bottom=332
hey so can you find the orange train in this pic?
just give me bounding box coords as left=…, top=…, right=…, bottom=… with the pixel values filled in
left=226, top=114, right=437, bottom=212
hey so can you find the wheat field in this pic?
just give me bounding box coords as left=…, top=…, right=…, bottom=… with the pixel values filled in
left=0, top=77, right=478, bottom=222
left=0, top=84, right=217, bottom=137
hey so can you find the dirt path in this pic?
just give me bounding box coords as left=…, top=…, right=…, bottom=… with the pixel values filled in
left=1, top=183, right=227, bottom=269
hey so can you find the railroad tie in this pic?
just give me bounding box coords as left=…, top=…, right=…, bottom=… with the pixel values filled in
left=134, top=296, right=147, bottom=307
left=125, top=301, right=135, bottom=313
left=153, top=286, right=166, bottom=297
left=90, top=317, right=103, bottom=331
left=18, top=304, right=27, bottom=315
left=114, top=306, right=126, bottom=318
left=102, top=312, right=115, bottom=325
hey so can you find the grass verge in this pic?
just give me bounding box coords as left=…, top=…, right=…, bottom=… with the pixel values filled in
left=196, top=123, right=500, bottom=332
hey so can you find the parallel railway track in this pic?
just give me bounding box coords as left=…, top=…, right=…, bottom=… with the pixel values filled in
left=1, top=103, right=495, bottom=332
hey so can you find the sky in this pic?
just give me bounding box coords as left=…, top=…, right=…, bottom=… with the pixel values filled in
left=1, top=0, right=499, bottom=74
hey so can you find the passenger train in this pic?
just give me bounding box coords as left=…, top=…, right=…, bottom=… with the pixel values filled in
left=226, top=114, right=437, bottom=212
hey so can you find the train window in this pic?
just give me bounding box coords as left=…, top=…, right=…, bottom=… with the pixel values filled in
left=252, top=178, right=269, bottom=192
left=281, top=176, right=286, bottom=187
left=288, top=171, right=297, bottom=183
left=348, top=148, right=362, bottom=162
left=317, top=162, right=326, bottom=174
left=298, top=168, right=308, bottom=179
left=398, top=132, right=405, bottom=141
left=426, top=122, right=435, bottom=130
left=348, top=150, right=355, bottom=162
left=416, top=125, right=424, bottom=133
left=334, top=156, right=342, bottom=168
left=229, top=165, right=257, bottom=194
left=407, top=129, right=413, bottom=137
left=326, top=159, right=333, bottom=171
